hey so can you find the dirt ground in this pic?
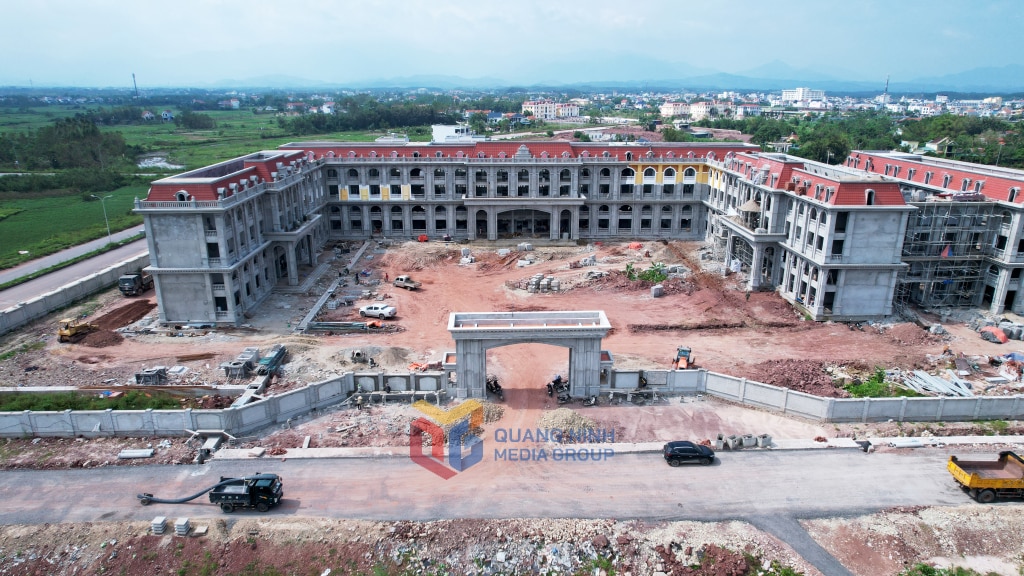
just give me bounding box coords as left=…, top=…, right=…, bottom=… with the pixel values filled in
left=2, top=239, right=1024, bottom=575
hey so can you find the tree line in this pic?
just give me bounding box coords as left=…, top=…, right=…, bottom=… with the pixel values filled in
left=0, top=115, right=135, bottom=171
left=692, top=111, right=1023, bottom=169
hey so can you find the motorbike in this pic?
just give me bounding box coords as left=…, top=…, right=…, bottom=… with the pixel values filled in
left=486, top=375, right=504, bottom=401
left=582, top=395, right=598, bottom=407
left=556, top=392, right=572, bottom=405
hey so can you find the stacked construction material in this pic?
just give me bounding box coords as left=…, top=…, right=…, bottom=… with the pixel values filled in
left=151, top=516, right=167, bottom=535
left=174, top=518, right=190, bottom=536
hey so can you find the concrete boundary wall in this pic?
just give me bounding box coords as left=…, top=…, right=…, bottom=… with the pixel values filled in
left=3, top=367, right=1024, bottom=439
left=0, top=254, right=150, bottom=337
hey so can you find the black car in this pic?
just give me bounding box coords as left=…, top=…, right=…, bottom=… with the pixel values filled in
left=663, top=441, right=715, bottom=466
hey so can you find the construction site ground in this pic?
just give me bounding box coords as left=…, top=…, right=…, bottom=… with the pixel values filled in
left=1, top=239, right=1023, bottom=575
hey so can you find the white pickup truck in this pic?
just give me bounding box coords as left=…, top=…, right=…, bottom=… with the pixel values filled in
left=392, top=275, right=421, bottom=290
left=359, top=304, right=397, bottom=319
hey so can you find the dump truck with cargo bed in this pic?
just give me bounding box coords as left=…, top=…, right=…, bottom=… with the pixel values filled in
left=118, top=270, right=153, bottom=296
left=947, top=451, right=1024, bottom=503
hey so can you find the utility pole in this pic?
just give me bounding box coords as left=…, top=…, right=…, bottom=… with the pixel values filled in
left=132, top=73, right=139, bottom=99
left=91, top=194, right=113, bottom=245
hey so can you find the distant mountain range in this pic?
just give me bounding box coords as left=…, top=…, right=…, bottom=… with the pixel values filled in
left=210, top=62, right=1024, bottom=95
left=8, top=62, right=1023, bottom=95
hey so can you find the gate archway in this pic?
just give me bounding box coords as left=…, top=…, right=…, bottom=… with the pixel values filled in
left=448, top=311, right=611, bottom=399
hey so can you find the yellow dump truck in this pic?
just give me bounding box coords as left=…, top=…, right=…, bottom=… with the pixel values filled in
left=947, top=451, right=1024, bottom=503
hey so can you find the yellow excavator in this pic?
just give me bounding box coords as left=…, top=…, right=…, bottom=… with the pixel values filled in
left=57, top=318, right=98, bottom=343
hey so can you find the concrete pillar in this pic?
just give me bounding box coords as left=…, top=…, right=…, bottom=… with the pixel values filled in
left=568, top=338, right=603, bottom=398
left=286, top=241, right=299, bottom=286
left=454, top=339, right=487, bottom=399
left=749, top=244, right=765, bottom=290
left=990, top=269, right=1011, bottom=315
left=723, top=232, right=734, bottom=276
left=488, top=209, right=498, bottom=241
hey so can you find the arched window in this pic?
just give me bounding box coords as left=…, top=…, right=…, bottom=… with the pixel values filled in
left=602, top=151, right=610, bottom=158
left=618, top=205, right=632, bottom=213
left=347, top=168, right=358, bottom=178
left=412, top=151, right=420, bottom=158
left=327, top=169, right=338, bottom=178
left=434, top=168, right=445, bottom=178
left=643, top=167, right=656, bottom=177
left=410, top=168, right=422, bottom=178
left=865, top=189, right=875, bottom=205
left=1010, top=188, right=1019, bottom=203
left=683, top=167, right=696, bottom=178
left=580, top=168, right=590, bottom=178
left=600, top=168, right=611, bottom=177
left=646, top=151, right=654, bottom=159
left=389, top=168, right=401, bottom=178
left=681, top=205, right=692, bottom=215
left=391, top=206, right=403, bottom=215
left=518, top=169, right=529, bottom=181
left=664, top=168, right=676, bottom=178
left=625, top=152, right=633, bottom=161
left=175, top=191, right=190, bottom=201
left=667, top=151, right=675, bottom=158
left=621, top=168, right=635, bottom=178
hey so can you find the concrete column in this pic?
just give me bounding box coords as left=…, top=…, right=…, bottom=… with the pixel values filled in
left=568, top=338, right=603, bottom=398
left=990, top=269, right=1011, bottom=315
left=488, top=209, right=498, bottom=241
left=286, top=241, right=299, bottom=286
left=749, top=244, right=765, bottom=290
left=571, top=207, right=580, bottom=240
left=723, top=232, right=734, bottom=276
left=454, top=339, right=486, bottom=399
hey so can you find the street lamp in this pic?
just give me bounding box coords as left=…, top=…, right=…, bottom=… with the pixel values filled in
left=91, top=194, right=113, bottom=246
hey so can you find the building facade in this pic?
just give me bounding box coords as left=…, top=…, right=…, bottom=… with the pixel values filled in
left=139, top=140, right=1024, bottom=326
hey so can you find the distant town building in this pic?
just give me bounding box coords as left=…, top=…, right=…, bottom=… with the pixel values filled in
left=521, top=100, right=579, bottom=120
left=781, top=87, right=825, bottom=104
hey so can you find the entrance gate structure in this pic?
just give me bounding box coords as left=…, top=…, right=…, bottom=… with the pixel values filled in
left=448, top=310, right=612, bottom=399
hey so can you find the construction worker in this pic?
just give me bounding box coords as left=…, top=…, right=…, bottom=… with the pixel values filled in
left=355, top=395, right=364, bottom=410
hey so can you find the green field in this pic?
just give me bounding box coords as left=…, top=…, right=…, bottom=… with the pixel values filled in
left=0, top=184, right=146, bottom=269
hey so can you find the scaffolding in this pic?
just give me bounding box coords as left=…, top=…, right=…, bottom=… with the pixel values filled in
left=898, top=199, right=998, bottom=310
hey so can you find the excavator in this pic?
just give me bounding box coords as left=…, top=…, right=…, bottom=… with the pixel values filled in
left=672, top=346, right=695, bottom=370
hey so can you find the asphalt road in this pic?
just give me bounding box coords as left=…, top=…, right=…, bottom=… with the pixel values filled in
left=0, top=448, right=978, bottom=575
left=0, top=231, right=148, bottom=310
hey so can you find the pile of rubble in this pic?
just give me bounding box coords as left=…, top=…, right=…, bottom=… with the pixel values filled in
left=537, top=408, right=596, bottom=438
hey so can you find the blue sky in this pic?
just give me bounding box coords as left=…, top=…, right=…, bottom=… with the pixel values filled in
left=2, top=0, right=1020, bottom=88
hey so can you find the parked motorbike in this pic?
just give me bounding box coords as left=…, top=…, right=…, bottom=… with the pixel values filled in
left=486, top=374, right=504, bottom=401
left=556, top=393, right=572, bottom=405
left=582, top=395, right=598, bottom=407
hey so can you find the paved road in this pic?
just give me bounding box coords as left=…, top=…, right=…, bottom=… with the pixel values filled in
left=0, top=232, right=148, bottom=310
left=0, top=449, right=975, bottom=574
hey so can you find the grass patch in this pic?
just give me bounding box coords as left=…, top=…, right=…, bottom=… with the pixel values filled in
left=0, top=232, right=144, bottom=290
left=844, top=367, right=924, bottom=398
left=0, top=340, right=45, bottom=362
left=0, top=208, right=23, bottom=222
left=0, top=185, right=146, bottom=270
left=0, top=390, right=182, bottom=412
